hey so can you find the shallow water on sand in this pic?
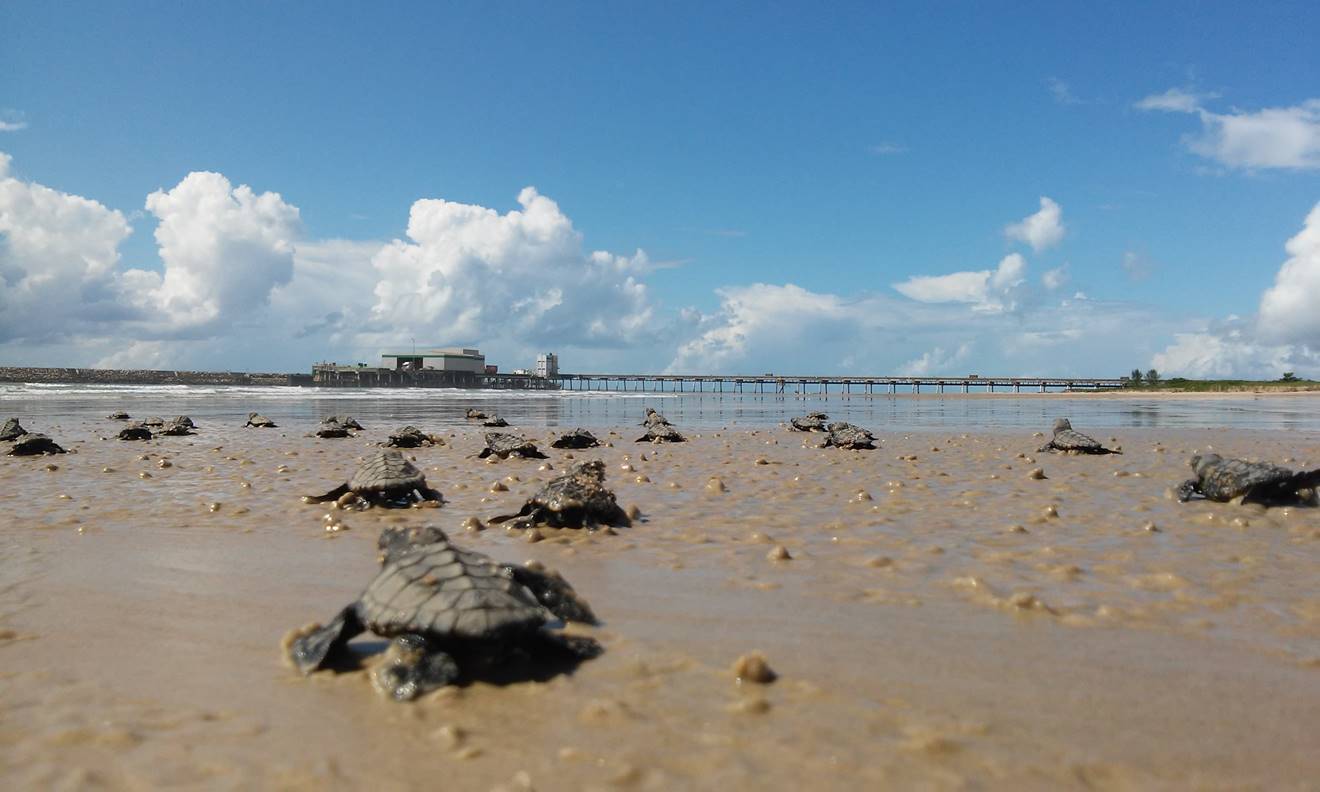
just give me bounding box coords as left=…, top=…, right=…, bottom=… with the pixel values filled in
left=6, top=382, right=1320, bottom=431
left=1, top=400, right=1318, bottom=789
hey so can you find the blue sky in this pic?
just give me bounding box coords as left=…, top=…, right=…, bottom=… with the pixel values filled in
left=2, top=2, right=1319, bottom=377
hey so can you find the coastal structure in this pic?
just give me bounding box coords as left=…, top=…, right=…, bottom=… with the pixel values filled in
left=380, top=347, right=485, bottom=373
left=552, top=373, right=1126, bottom=394
left=536, top=353, right=559, bottom=378
left=311, top=345, right=556, bottom=389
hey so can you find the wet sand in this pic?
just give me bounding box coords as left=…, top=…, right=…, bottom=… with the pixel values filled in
left=2, top=417, right=1318, bottom=790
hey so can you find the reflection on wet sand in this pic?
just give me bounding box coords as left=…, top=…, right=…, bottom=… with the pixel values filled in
left=1, top=412, right=1318, bottom=789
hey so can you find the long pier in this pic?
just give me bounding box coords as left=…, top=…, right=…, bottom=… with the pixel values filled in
left=553, top=374, right=1124, bottom=394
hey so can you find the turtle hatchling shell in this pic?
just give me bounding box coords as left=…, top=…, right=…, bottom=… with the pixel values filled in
left=0, top=418, right=28, bottom=442
left=358, top=535, right=547, bottom=640
left=8, top=433, right=65, bottom=455
left=349, top=451, right=429, bottom=493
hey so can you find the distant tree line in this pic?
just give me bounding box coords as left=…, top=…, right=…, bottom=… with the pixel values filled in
left=1127, top=368, right=1160, bottom=386
left=1124, top=369, right=1308, bottom=387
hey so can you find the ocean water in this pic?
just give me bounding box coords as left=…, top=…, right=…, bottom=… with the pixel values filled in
left=2, top=382, right=1318, bottom=432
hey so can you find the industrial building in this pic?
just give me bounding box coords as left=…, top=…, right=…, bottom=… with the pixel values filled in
left=536, top=353, right=559, bottom=378
left=380, top=348, right=485, bottom=373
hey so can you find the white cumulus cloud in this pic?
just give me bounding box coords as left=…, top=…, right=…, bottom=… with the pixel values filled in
left=1138, top=90, right=1320, bottom=171
left=0, top=151, right=137, bottom=343
left=1151, top=202, right=1320, bottom=378
left=1257, top=202, right=1320, bottom=346
left=893, top=253, right=1027, bottom=313
left=127, top=171, right=301, bottom=334
left=898, top=344, right=972, bottom=376
left=1004, top=197, right=1065, bottom=252
left=359, top=187, right=660, bottom=361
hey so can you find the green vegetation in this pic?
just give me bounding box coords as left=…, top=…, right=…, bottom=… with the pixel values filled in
left=1122, top=372, right=1320, bottom=392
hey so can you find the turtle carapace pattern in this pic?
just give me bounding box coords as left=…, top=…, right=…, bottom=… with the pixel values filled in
left=141, top=417, right=165, bottom=427
left=637, top=422, right=686, bottom=443
left=482, top=416, right=510, bottom=428
left=789, top=412, right=829, bottom=432
left=478, top=432, right=548, bottom=459
left=315, top=422, right=351, bottom=438
left=823, top=422, right=876, bottom=450
left=158, top=418, right=196, bottom=436
left=0, top=418, right=28, bottom=442
left=107, top=411, right=131, bottom=421
left=246, top=413, right=278, bottom=428
left=304, top=450, right=444, bottom=509
left=7, top=433, right=66, bottom=455
left=284, top=525, right=601, bottom=701
left=322, top=415, right=364, bottom=431
left=551, top=429, right=601, bottom=449
left=490, top=460, right=631, bottom=530
left=465, top=408, right=488, bottom=420
left=1038, top=419, right=1119, bottom=455
left=1176, top=453, right=1320, bottom=505
left=118, top=424, right=153, bottom=441
left=385, top=425, right=434, bottom=448
left=642, top=408, right=670, bottom=427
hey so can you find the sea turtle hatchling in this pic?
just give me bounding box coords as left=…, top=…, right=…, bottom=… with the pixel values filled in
left=482, top=416, right=510, bottom=428
left=0, top=418, right=28, bottom=442
left=1176, top=453, right=1320, bottom=505
left=385, top=425, right=435, bottom=448
left=465, top=408, right=488, bottom=420
left=315, top=421, right=351, bottom=438
left=118, top=424, right=153, bottom=441
left=158, top=417, right=196, bottom=436
left=107, top=411, right=131, bottom=421
left=303, top=450, right=444, bottom=509
left=283, top=525, right=602, bottom=701
left=789, top=412, right=829, bottom=432
left=322, top=415, right=364, bottom=431
left=478, top=432, right=548, bottom=460
left=823, top=422, right=876, bottom=450
left=141, top=417, right=165, bottom=428
left=637, top=422, right=685, bottom=443
left=1038, top=418, right=1120, bottom=454
left=551, top=428, right=601, bottom=449
left=7, top=433, right=66, bottom=455
left=490, top=460, right=631, bottom=530
left=642, top=407, right=670, bottom=427
left=245, top=413, right=278, bottom=428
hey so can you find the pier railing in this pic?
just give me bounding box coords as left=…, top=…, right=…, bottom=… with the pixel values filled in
left=552, top=374, right=1125, bottom=394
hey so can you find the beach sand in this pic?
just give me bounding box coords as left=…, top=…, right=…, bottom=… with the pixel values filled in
left=2, top=419, right=1318, bottom=789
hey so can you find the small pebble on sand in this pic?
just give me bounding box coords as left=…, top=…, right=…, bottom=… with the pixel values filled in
left=732, top=651, right=777, bottom=684
left=767, top=545, right=792, bottom=561
left=461, top=516, right=485, bottom=532
left=1028, top=468, right=1046, bottom=480
left=706, top=477, right=727, bottom=493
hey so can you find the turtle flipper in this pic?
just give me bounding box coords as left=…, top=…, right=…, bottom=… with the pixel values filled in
left=488, top=503, right=536, bottom=525
left=302, top=483, right=350, bottom=504
left=528, top=630, right=604, bottom=661
left=369, top=635, right=460, bottom=701
left=285, top=604, right=364, bottom=674
left=1038, top=442, right=1057, bottom=453
left=1290, top=468, right=1320, bottom=492
left=418, top=486, right=445, bottom=504
left=509, top=563, right=599, bottom=625
left=1175, top=479, right=1200, bottom=502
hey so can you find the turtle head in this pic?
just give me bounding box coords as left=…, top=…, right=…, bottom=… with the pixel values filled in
left=1190, top=452, right=1221, bottom=475
left=377, top=524, right=449, bottom=564
left=570, top=459, right=607, bottom=479
left=1052, top=418, right=1072, bottom=434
